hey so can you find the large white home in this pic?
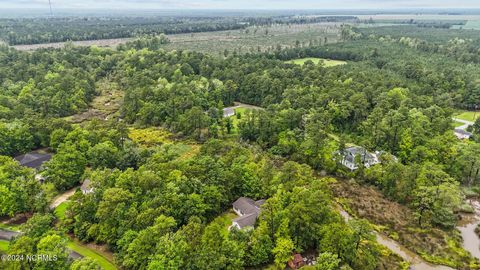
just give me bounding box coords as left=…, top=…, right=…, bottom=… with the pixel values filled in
left=336, top=146, right=381, bottom=171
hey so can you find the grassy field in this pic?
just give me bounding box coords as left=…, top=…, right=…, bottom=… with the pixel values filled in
left=452, top=20, right=480, bottom=30
left=0, top=240, right=9, bottom=252
left=67, top=240, right=117, bottom=270
left=128, top=127, right=173, bottom=147
left=455, top=111, right=480, bottom=122
left=286, top=57, right=347, bottom=67
left=454, top=121, right=466, bottom=128
left=54, top=201, right=71, bottom=220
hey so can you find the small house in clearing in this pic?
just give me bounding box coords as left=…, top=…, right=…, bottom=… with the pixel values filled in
left=454, top=128, right=472, bottom=140
left=336, top=146, right=380, bottom=171
left=223, top=107, right=235, bottom=118
left=81, top=179, right=94, bottom=195
left=230, top=197, right=265, bottom=230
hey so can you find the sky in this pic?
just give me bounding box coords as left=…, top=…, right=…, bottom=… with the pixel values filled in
left=1, top=0, right=480, bottom=10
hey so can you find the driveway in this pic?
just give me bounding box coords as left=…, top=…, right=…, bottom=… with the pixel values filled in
left=453, top=118, right=474, bottom=131
left=49, top=187, right=78, bottom=210
left=0, top=229, right=21, bottom=241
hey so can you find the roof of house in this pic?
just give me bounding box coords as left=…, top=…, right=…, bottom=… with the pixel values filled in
left=292, top=254, right=303, bottom=264
left=232, top=197, right=265, bottom=229
left=14, top=152, right=52, bottom=170
left=81, top=179, right=92, bottom=192
left=233, top=212, right=259, bottom=228
left=454, top=128, right=472, bottom=136
left=223, top=107, right=235, bottom=117
left=233, top=197, right=263, bottom=215
left=343, top=146, right=376, bottom=163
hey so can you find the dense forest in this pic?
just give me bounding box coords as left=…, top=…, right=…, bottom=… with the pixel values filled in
left=1, top=21, right=480, bottom=270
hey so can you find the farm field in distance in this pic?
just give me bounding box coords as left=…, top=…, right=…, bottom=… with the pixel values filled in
left=160, top=23, right=342, bottom=55
left=11, top=22, right=341, bottom=53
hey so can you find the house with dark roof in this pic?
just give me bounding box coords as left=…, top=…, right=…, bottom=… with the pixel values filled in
left=15, top=151, right=52, bottom=170
left=454, top=128, right=472, bottom=140
left=230, top=197, right=265, bottom=230
left=336, top=146, right=380, bottom=171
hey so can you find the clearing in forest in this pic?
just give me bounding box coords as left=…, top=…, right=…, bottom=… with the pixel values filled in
left=455, top=110, right=480, bottom=122
left=67, top=240, right=117, bottom=270
left=66, top=78, right=124, bottom=124
left=287, top=57, right=347, bottom=67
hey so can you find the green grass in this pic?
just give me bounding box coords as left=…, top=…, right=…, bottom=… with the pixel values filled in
left=452, top=20, right=480, bottom=30
left=212, top=210, right=238, bottom=235
left=454, top=121, right=466, bottom=128
left=54, top=201, right=71, bottom=220
left=286, top=57, right=347, bottom=67
left=0, top=240, right=9, bottom=252
left=67, top=240, right=117, bottom=270
left=0, top=223, right=20, bottom=231
left=455, top=111, right=480, bottom=122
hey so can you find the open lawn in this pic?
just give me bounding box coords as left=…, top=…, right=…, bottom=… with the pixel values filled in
left=454, top=121, right=467, bottom=128
left=0, top=240, right=9, bottom=252
left=455, top=111, right=480, bottom=122
left=286, top=57, right=347, bottom=67
left=54, top=201, right=71, bottom=220
left=67, top=240, right=117, bottom=270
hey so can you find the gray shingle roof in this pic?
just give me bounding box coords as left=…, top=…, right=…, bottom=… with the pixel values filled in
left=81, top=179, right=92, bottom=192
left=454, top=128, right=472, bottom=136
left=232, top=197, right=265, bottom=229
left=233, top=213, right=258, bottom=228
left=343, top=146, right=375, bottom=163
left=14, top=152, right=52, bottom=170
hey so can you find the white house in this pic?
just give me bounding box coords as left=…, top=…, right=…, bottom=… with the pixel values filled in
left=80, top=179, right=94, bottom=195
left=336, top=146, right=381, bottom=171
left=454, top=128, right=472, bottom=140
left=223, top=107, right=235, bottom=118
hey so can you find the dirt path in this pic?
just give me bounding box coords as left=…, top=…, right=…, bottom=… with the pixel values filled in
left=226, top=102, right=265, bottom=111
left=338, top=206, right=453, bottom=270
left=49, top=187, right=77, bottom=210
left=457, top=199, right=480, bottom=260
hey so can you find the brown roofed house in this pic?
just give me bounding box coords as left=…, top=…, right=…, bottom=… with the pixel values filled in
left=288, top=254, right=305, bottom=270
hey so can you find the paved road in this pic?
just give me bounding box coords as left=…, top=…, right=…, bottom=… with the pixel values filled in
left=0, top=229, right=21, bottom=241
left=453, top=118, right=474, bottom=131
